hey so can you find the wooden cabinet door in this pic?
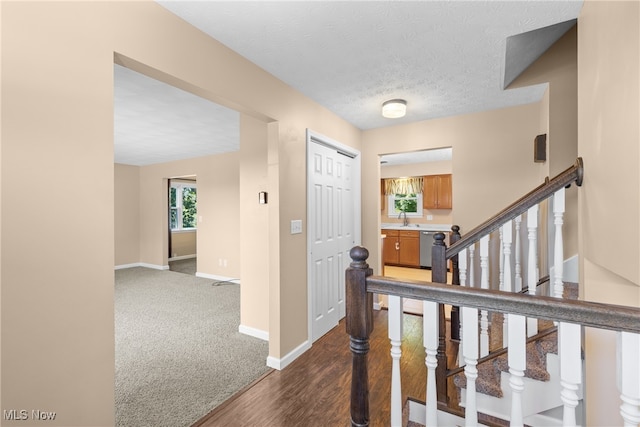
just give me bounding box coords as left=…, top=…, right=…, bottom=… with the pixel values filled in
left=381, top=179, right=386, bottom=211
left=382, top=230, right=399, bottom=265
left=422, top=175, right=438, bottom=209
left=398, top=231, right=420, bottom=267
left=437, top=174, right=452, bottom=209
left=423, top=174, right=452, bottom=209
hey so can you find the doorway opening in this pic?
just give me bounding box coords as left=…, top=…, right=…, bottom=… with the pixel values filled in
left=168, top=176, right=198, bottom=275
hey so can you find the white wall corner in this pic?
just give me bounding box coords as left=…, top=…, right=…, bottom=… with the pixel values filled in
left=266, top=340, right=311, bottom=371
left=563, top=254, right=579, bottom=283
left=549, top=254, right=579, bottom=283
left=239, top=324, right=269, bottom=341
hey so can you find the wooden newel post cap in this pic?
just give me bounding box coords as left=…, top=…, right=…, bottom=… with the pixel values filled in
left=434, top=233, right=446, bottom=246
left=350, top=246, right=369, bottom=268
left=451, top=225, right=460, bottom=233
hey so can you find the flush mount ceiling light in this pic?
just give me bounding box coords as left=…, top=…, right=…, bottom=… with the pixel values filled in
left=381, top=99, right=407, bottom=118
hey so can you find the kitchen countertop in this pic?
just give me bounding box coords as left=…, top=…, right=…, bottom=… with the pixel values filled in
left=380, top=223, right=452, bottom=232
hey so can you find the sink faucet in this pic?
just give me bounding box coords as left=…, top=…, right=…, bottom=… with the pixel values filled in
left=398, top=211, right=409, bottom=226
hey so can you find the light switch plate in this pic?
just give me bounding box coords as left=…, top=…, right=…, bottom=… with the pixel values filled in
left=290, top=219, right=303, bottom=234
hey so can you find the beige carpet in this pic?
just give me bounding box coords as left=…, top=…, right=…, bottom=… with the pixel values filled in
left=115, top=267, right=270, bottom=427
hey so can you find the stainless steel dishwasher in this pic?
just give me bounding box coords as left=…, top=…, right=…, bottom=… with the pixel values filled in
left=419, top=231, right=435, bottom=268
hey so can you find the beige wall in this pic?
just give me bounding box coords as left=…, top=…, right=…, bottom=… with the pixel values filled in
left=239, top=115, right=270, bottom=335
left=578, top=1, right=640, bottom=424
left=139, top=153, right=240, bottom=277
left=362, top=103, right=545, bottom=273
left=1, top=1, right=361, bottom=425
left=170, top=231, right=196, bottom=258
left=114, top=164, right=140, bottom=266
left=509, top=25, right=579, bottom=259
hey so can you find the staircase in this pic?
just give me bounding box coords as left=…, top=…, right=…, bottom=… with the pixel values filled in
left=344, top=159, right=640, bottom=426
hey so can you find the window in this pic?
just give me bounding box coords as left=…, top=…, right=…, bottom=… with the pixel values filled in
left=388, top=193, right=423, bottom=218
left=170, top=182, right=197, bottom=230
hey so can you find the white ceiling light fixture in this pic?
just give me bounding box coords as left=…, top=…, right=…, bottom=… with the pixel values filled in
left=382, top=99, right=407, bottom=119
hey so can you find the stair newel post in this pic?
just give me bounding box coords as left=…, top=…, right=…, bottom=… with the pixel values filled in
left=479, top=235, right=490, bottom=357
left=559, top=321, right=582, bottom=426
left=618, top=332, right=640, bottom=427
left=432, top=232, right=449, bottom=405
left=423, top=300, right=439, bottom=427
left=552, top=188, right=565, bottom=299
left=450, top=225, right=461, bottom=341
left=514, top=216, right=523, bottom=292
left=526, top=205, right=539, bottom=337
left=389, top=294, right=403, bottom=427
left=502, top=221, right=513, bottom=348
left=346, top=246, right=374, bottom=427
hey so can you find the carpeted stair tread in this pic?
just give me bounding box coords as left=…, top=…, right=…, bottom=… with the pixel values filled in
left=453, top=329, right=557, bottom=398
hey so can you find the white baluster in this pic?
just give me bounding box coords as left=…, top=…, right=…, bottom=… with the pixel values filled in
left=459, top=248, right=468, bottom=287
left=508, top=313, right=526, bottom=427
left=559, top=321, right=582, bottom=426
left=424, top=300, right=439, bottom=427
left=618, top=332, right=640, bottom=427
left=502, top=221, right=513, bottom=348
left=462, top=306, right=479, bottom=427
left=388, top=295, right=403, bottom=427
left=458, top=248, right=467, bottom=366
left=480, top=235, right=490, bottom=290
left=527, top=205, right=539, bottom=337
left=553, top=188, right=565, bottom=298
left=468, top=244, right=476, bottom=288
left=499, top=227, right=504, bottom=291
left=479, top=235, right=490, bottom=357
left=514, top=216, right=523, bottom=292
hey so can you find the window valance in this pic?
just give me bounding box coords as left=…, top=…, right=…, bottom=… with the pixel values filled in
left=383, top=177, right=423, bottom=195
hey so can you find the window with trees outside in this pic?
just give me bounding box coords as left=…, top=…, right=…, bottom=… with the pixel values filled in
left=170, top=182, right=197, bottom=230
left=387, top=193, right=423, bottom=217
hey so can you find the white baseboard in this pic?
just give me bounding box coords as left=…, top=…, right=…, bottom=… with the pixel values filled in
left=195, top=272, right=240, bottom=284
left=239, top=324, right=269, bottom=341
left=169, top=254, right=196, bottom=261
left=266, top=339, right=311, bottom=371
left=114, top=262, right=168, bottom=271
left=115, top=263, right=140, bottom=270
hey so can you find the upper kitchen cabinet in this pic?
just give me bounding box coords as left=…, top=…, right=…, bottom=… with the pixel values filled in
left=423, top=174, right=452, bottom=209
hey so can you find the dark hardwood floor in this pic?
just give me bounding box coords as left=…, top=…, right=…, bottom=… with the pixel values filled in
left=193, top=309, right=437, bottom=427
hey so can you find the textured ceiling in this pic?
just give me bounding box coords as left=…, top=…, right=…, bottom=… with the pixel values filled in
left=115, top=1, right=583, bottom=166
left=158, top=0, right=582, bottom=130
left=114, top=64, right=239, bottom=166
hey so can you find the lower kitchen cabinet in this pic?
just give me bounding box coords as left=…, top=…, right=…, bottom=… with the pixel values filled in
left=382, top=229, right=420, bottom=267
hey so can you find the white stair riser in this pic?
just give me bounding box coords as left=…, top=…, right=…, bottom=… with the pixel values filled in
left=458, top=353, right=584, bottom=421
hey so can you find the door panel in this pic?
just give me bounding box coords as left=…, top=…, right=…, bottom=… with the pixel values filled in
left=308, top=141, right=354, bottom=340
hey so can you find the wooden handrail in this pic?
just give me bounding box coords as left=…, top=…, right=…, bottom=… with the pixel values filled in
left=446, top=157, right=584, bottom=259
left=365, top=274, right=640, bottom=334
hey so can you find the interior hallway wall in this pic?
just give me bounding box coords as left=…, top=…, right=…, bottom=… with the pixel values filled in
left=1, top=2, right=362, bottom=424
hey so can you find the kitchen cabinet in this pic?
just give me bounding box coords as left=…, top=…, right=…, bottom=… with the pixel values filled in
left=382, top=229, right=420, bottom=267
left=380, top=179, right=386, bottom=211
left=423, top=174, right=452, bottom=209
